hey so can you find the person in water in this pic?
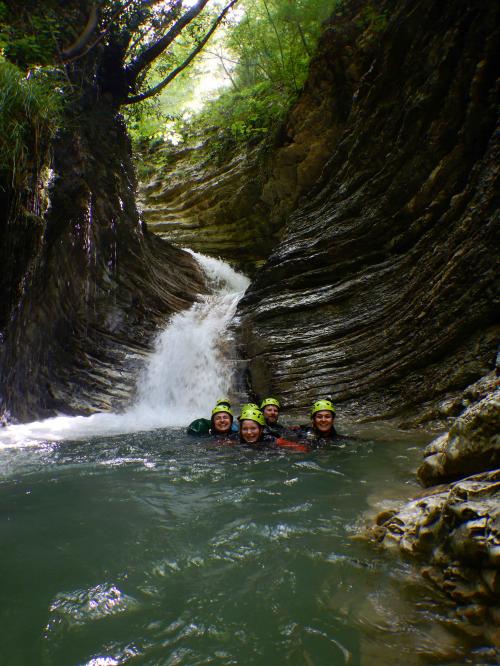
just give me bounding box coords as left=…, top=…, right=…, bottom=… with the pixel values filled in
left=260, top=397, right=284, bottom=436
left=239, top=406, right=309, bottom=452
left=210, top=405, right=238, bottom=440
left=186, top=398, right=238, bottom=436
left=215, top=397, right=239, bottom=432
left=239, top=407, right=268, bottom=447
left=300, top=399, right=339, bottom=447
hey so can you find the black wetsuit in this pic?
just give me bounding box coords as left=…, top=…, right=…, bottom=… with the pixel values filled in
left=240, top=427, right=277, bottom=448
left=298, top=426, right=343, bottom=449
left=209, top=429, right=239, bottom=443
left=263, top=422, right=301, bottom=440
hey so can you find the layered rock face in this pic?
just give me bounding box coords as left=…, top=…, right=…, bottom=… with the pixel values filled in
left=237, top=0, right=499, bottom=423
left=0, top=110, right=204, bottom=421
left=139, top=141, right=275, bottom=275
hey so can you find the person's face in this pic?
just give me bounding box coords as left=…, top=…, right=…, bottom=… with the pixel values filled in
left=241, top=420, right=261, bottom=443
left=263, top=405, right=279, bottom=424
left=213, top=412, right=231, bottom=434
left=313, top=410, right=334, bottom=433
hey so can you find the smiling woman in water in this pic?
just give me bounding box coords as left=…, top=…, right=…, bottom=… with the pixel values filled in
left=209, top=405, right=238, bottom=440
left=238, top=407, right=266, bottom=446
left=238, top=406, right=309, bottom=452
left=297, top=399, right=344, bottom=448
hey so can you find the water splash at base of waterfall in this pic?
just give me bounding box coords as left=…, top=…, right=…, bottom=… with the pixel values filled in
left=0, top=252, right=249, bottom=448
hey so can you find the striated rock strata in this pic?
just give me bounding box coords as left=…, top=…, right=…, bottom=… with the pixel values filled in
left=236, top=0, right=499, bottom=423
left=0, top=110, right=205, bottom=421
left=138, top=141, right=274, bottom=274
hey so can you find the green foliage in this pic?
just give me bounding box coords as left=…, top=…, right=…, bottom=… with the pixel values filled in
left=128, top=0, right=340, bottom=155
left=227, top=0, right=338, bottom=93
left=0, top=59, right=65, bottom=186
left=193, top=0, right=340, bottom=154
left=0, top=2, right=62, bottom=68
left=196, top=79, right=292, bottom=154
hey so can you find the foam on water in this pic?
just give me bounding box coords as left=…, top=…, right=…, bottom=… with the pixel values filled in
left=0, top=252, right=249, bottom=448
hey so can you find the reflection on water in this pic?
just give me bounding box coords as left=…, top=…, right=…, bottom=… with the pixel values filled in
left=0, top=428, right=491, bottom=666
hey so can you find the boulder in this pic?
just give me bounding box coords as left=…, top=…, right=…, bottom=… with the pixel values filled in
left=368, top=469, right=499, bottom=618
left=418, top=384, right=500, bottom=486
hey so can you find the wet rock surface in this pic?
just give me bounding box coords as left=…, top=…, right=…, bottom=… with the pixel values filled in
left=367, top=469, right=500, bottom=648
left=138, top=0, right=498, bottom=425
left=364, top=387, right=500, bottom=652
left=138, top=141, right=275, bottom=275
left=235, top=0, right=499, bottom=422
left=418, top=380, right=500, bottom=487
left=0, top=109, right=205, bottom=421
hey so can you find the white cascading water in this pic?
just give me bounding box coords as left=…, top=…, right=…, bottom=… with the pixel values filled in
left=0, top=252, right=249, bottom=447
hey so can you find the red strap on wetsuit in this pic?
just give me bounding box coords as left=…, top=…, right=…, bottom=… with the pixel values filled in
left=275, top=437, right=309, bottom=452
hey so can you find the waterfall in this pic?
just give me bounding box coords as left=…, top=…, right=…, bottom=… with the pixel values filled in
left=0, top=252, right=249, bottom=447
left=133, top=251, right=249, bottom=425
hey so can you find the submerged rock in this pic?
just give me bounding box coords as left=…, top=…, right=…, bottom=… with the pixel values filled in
left=364, top=384, right=499, bottom=650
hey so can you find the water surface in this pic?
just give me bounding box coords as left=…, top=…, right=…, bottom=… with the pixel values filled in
left=1, top=428, right=476, bottom=666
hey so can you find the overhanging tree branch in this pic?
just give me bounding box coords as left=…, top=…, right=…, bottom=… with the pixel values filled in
left=125, top=0, right=209, bottom=86
left=123, top=0, right=238, bottom=105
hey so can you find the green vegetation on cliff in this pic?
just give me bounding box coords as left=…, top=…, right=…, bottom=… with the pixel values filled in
left=0, top=59, right=64, bottom=189
left=128, top=0, right=340, bottom=151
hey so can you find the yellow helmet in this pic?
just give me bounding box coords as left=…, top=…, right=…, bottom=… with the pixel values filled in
left=260, top=397, right=281, bottom=409
left=239, top=408, right=265, bottom=426
left=310, top=400, right=335, bottom=417
left=211, top=405, right=233, bottom=418
left=216, top=397, right=231, bottom=407
left=241, top=402, right=260, bottom=412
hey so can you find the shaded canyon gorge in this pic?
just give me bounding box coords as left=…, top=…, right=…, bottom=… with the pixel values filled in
left=1, top=0, right=499, bottom=656
left=141, top=0, right=499, bottom=427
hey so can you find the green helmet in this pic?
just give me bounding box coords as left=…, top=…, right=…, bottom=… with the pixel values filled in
left=239, top=408, right=265, bottom=426
left=238, top=404, right=261, bottom=420
left=216, top=396, right=231, bottom=408
left=310, top=399, right=336, bottom=417
left=260, top=397, right=281, bottom=409
left=211, top=405, right=233, bottom=418
left=239, top=402, right=260, bottom=412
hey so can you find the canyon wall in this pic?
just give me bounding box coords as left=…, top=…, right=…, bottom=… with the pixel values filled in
left=0, top=109, right=204, bottom=421
left=237, top=0, right=499, bottom=424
